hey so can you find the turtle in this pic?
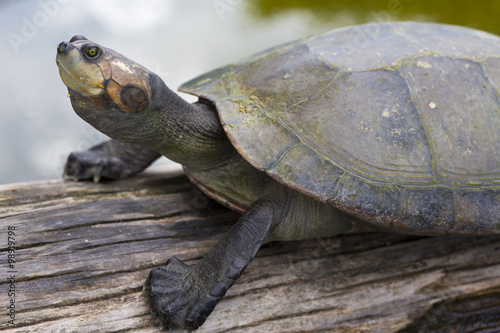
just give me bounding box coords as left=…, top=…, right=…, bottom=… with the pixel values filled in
left=55, top=22, right=500, bottom=331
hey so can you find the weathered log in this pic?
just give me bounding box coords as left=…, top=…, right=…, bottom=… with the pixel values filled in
left=0, top=166, right=499, bottom=332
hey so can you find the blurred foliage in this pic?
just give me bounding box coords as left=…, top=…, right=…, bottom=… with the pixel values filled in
left=249, top=0, right=500, bottom=35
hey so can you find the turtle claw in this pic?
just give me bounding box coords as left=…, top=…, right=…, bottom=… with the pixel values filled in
left=61, top=171, right=79, bottom=182
left=145, top=257, right=211, bottom=331
left=158, top=321, right=171, bottom=332
left=93, top=168, right=102, bottom=183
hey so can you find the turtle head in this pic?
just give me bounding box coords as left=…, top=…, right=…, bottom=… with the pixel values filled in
left=55, top=35, right=170, bottom=146
left=56, top=35, right=230, bottom=168
left=56, top=35, right=152, bottom=113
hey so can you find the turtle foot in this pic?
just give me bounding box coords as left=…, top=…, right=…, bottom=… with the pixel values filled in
left=64, top=151, right=129, bottom=182
left=145, top=257, right=219, bottom=331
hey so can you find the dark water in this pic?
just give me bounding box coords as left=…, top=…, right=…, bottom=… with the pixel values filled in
left=1, top=0, right=498, bottom=184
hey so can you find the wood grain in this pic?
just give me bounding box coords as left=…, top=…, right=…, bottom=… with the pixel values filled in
left=1, top=166, right=499, bottom=332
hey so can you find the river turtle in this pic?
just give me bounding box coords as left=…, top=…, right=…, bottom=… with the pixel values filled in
left=55, top=22, right=500, bottom=331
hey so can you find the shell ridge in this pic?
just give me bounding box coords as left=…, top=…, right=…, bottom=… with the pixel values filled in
left=478, top=59, right=500, bottom=106
left=331, top=171, right=347, bottom=200
left=398, top=66, right=438, bottom=183
left=266, top=141, right=303, bottom=172
left=285, top=69, right=342, bottom=112
left=389, top=187, right=404, bottom=229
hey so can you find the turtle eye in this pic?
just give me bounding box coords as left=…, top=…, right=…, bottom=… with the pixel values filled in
left=84, top=46, right=100, bottom=59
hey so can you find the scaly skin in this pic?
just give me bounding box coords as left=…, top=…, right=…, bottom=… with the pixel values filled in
left=56, top=36, right=353, bottom=331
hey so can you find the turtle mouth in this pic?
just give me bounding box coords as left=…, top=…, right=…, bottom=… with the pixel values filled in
left=56, top=50, right=104, bottom=96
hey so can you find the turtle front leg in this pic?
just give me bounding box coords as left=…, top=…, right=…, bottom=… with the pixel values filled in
left=64, top=139, right=161, bottom=182
left=145, top=197, right=279, bottom=331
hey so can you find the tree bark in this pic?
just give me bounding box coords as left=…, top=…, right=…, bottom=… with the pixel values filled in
left=0, top=166, right=499, bottom=332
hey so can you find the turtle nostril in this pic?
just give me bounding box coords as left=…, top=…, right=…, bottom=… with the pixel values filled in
left=57, top=41, right=72, bottom=55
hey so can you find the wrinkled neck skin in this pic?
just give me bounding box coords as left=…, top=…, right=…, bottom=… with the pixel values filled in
left=70, top=73, right=237, bottom=171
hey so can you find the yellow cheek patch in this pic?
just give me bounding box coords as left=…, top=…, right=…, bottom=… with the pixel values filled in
left=57, top=48, right=105, bottom=96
